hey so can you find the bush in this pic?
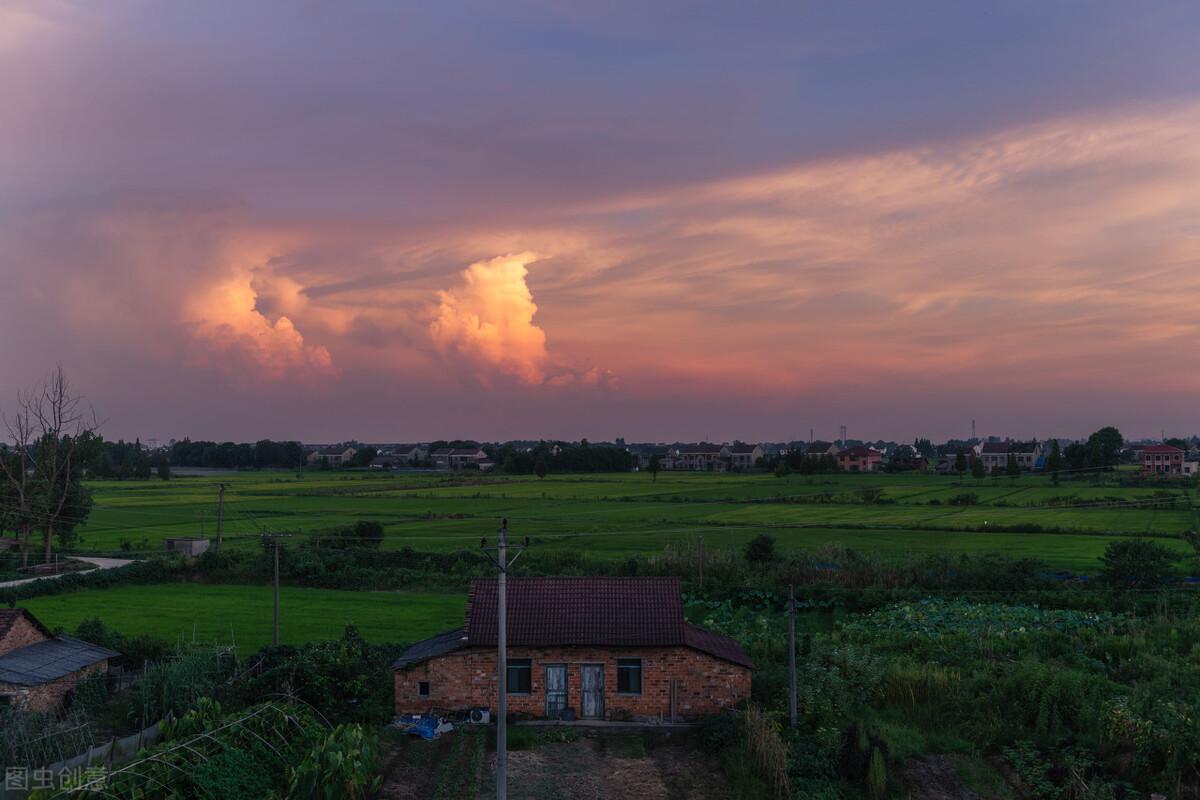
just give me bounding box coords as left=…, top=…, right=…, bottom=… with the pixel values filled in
left=288, top=724, right=383, bottom=800
left=745, top=534, right=778, bottom=564
left=1100, top=539, right=1178, bottom=588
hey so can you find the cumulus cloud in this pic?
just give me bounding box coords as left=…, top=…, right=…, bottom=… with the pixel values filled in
left=182, top=273, right=336, bottom=381
left=429, top=252, right=550, bottom=384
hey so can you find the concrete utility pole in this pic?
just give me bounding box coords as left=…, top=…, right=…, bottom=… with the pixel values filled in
left=788, top=583, right=797, bottom=727
left=482, top=519, right=527, bottom=800
left=215, top=483, right=226, bottom=551
left=273, top=538, right=280, bottom=646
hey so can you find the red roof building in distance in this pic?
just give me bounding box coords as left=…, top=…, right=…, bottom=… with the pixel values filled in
left=1141, top=443, right=1185, bottom=475
left=835, top=446, right=884, bottom=472
left=392, top=577, right=752, bottom=721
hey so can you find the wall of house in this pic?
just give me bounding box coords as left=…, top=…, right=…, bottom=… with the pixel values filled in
left=0, top=662, right=107, bottom=713
left=395, top=646, right=750, bottom=720
left=0, top=615, right=50, bottom=657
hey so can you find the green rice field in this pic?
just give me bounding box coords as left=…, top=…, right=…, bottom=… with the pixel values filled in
left=22, top=583, right=465, bottom=652
left=68, top=470, right=1198, bottom=572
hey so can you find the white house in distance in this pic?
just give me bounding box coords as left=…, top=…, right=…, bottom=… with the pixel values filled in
left=728, top=443, right=764, bottom=471
left=307, top=445, right=357, bottom=466
left=431, top=447, right=489, bottom=470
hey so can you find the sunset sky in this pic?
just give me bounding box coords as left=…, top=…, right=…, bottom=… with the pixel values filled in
left=2, top=2, right=1198, bottom=443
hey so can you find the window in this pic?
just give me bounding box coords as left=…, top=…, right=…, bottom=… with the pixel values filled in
left=418, top=681, right=430, bottom=698
left=617, top=659, right=642, bottom=695
left=507, top=659, right=532, bottom=694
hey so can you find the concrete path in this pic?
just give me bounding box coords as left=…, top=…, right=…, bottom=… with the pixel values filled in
left=0, top=556, right=135, bottom=589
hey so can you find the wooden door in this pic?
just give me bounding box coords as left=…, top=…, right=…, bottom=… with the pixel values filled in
left=545, top=664, right=567, bottom=717
left=580, top=664, right=605, bottom=719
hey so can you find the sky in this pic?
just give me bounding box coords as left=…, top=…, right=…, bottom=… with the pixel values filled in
left=1, top=1, right=1198, bottom=444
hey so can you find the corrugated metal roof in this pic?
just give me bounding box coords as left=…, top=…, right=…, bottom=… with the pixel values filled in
left=0, top=635, right=119, bottom=686
left=392, top=629, right=467, bottom=669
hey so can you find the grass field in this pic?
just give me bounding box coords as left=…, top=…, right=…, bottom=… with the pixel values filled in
left=21, top=584, right=465, bottom=652
left=67, top=470, right=1198, bottom=572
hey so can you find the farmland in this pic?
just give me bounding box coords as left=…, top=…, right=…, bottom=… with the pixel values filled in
left=69, top=469, right=1198, bottom=572
left=21, top=583, right=465, bottom=653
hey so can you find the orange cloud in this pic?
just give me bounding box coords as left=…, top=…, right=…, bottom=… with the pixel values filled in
left=184, top=273, right=337, bottom=381
left=429, top=252, right=550, bottom=384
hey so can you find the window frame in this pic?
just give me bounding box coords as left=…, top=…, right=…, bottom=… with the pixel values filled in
left=417, top=681, right=431, bottom=698
left=616, top=658, right=643, bottom=696
left=506, top=658, right=533, bottom=695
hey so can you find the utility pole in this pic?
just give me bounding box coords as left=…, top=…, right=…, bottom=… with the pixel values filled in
left=481, top=519, right=527, bottom=800
left=215, top=483, right=226, bottom=551
left=273, top=537, right=280, bottom=646
left=788, top=583, right=797, bottom=727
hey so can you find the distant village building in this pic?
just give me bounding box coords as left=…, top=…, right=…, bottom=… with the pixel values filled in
left=728, top=443, right=764, bottom=471
left=675, top=444, right=729, bottom=472
left=888, top=445, right=926, bottom=471
left=1142, top=444, right=1185, bottom=475
left=835, top=446, right=883, bottom=472
left=373, top=444, right=427, bottom=466
left=977, top=442, right=1010, bottom=472
left=804, top=441, right=839, bottom=460
left=431, top=447, right=489, bottom=470
left=393, top=577, right=752, bottom=721
left=306, top=445, right=357, bottom=466
left=0, top=609, right=118, bottom=713
left=163, top=537, right=210, bottom=556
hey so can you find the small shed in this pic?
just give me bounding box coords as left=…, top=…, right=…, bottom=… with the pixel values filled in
left=164, top=537, right=211, bottom=556
left=0, top=609, right=118, bottom=712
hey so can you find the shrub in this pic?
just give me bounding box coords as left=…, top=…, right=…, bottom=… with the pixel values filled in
left=288, top=724, right=384, bottom=800
left=1100, top=539, right=1178, bottom=588
left=745, top=534, right=778, bottom=564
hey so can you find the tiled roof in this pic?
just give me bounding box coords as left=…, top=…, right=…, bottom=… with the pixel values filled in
left=730, top=443, right=760, bottom=454
left=395, top=577, right=753, bottom=669
left=837, top=446, right=879, bottom=459
left=450, top=448, right=485, bottom=456
left=1009, top=441, right=1039, bottom=453
left=0, top=635, right=119, bottom=686
left=806, top=441, right=836, bottom=454
left=466, top=577, right=685, bottom=647
left=980, top=442, right=1009, bottom=454
left=1143, top=444, right=1184, bottom=454
left=684, top=623, right=755, bottom=669
left=677, top=444, right=723, bottom=455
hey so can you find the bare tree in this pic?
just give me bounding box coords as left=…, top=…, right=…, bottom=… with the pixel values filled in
left=2, top=367, right=97, bottom=566
left=0, top=396, right=36, bottom=568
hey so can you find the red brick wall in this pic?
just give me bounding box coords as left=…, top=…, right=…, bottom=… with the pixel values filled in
left=0, top=614, right=50, bottom=657
left=0, top=662, right=107, bottom=713
left=395, top=646, right=750, bottom=720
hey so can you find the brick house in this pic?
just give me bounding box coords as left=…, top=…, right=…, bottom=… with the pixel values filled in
left=1142, top=444, right=1185, bottom=475
left=804, top=441, right=839, bottom=460
left=835, top=446, right=883, bottom=472
left=0, top=609, right=118, bottom=713
left=393, top=577, right=752, bottom=721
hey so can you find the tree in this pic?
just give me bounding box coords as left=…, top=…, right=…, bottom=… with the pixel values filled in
left=350, top=447, right=378, bottom=468
left=157, top=455, right=171, bottom=481
left=970, top=455, right=985, bottom=479
left=773, top=460, right=790, bottom=479
left=744, top=534, right=777, bottom=563
left=1086, top=426, right=1124, bottom=467
left=648, top=454, right=661, bottom=482
left=1005, top=452, right=1021, bottom=478
left=1100, top=538, right=1178, bottom=588
left=28, top=368, right=97, bottom=563
left=954, top=450, right=967, bottom=476
left=1046, top=439, right=1063, bottom=483
left=534, top=453, right=548, bottom=479
left=0, top=402, right=36, bottom=568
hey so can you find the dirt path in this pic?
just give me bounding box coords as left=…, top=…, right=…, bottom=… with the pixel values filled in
left=482, top=733, right=731, bottom=800
left=0, top=557, right=134, bottom=589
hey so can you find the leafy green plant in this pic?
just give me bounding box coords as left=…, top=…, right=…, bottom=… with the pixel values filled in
left=287, top=724, right=383, bottom=800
